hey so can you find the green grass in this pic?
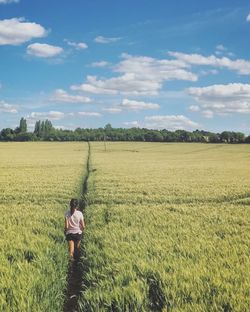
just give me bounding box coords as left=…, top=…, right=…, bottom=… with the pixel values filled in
left=80, top=142, right=250, bottom=311
left=1, top=142, right=249, bottom=311
left=0, top=142, right=88, bottom=312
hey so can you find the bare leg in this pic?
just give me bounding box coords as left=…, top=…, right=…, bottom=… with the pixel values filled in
left=74, top=240, right=81, bottom=259
left=76, top=240, right=81, bottom=250
left=68, top=240, right=74, bottom=258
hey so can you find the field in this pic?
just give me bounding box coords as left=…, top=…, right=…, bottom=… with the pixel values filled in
left=0, top=142, right=88, bottom=312
left=80, top=142, right=250, bottom=311
left=0, top=142, right=249, bottom=311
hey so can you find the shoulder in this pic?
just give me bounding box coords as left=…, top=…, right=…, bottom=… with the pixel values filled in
left=76, top=210, right=84, bottom=218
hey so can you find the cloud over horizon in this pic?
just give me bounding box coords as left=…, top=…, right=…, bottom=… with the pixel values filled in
left=187, top=83, right=250, bottom=118
left=145, top=115, right=200, bottom=130
left=27, top=111, right=65, bottom=121
left=50, top=89, right=91, bottom=103
left=71, top=53, right=197, bottom=96
left=0, top=100, right=18, bottom=113
left=120, top=99, right=160, bottom=111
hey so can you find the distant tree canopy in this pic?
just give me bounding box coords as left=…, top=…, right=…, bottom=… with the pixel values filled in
left=0, top=118, right=249, bottom=143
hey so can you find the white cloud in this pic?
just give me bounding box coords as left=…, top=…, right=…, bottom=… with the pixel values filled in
left=0, top=100, right=18, bottom=113
left=216, top=44, right=226, bottom=51
left=187, top=83, right=250, bottom=117
left=0, top=0, right=19, bottom=4
left=71, top=74, right=161, bottom=95
left=169, top=51, right=250, bottom=75
left=102, top=107, right=122, bottom=114
left=0, top=18, right=47, bottom=45
left=90, top=61, right=109, bottom=67
left=189, top=105, right=200, bottom=112
left=78, top=112, right=101, bottom=117
left=202, top=110, right=214, bottom=118
left=120, top=99, right=160, bottom=111
left=94, top=36, right=121, bottom=44
left=115, top=53, right=197, bottom=82
left=246, top=14, right=250, bottom=22
left=28, top=111, right=65, bottom=120
left=71, top=53, right=197, bottom=96
left=64, top=39, right=88, bottom=50
left=27, top=43, right=63, bottom=58
left=145, top=115, right=200, bottom=130
left=123, top=121, right=140, bottom=127
left=50, top=89, right=91, bottom=103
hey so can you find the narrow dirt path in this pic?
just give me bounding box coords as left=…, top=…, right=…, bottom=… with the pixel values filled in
left=63, top=141, right=91, bottom=312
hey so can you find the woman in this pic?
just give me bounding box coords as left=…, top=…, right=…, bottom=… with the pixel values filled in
left=64, top=198, right=85, bottom=259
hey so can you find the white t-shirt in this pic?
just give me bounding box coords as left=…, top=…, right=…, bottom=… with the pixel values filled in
left=65, top=210, right=84, bottom=234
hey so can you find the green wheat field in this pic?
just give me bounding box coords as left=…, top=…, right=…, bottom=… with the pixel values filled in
left=0, top=142, right=249, bottom=311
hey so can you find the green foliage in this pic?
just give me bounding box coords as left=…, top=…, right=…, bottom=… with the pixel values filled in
left=19, top=117, right=27, bottom=133
left=0, top=119, right=249, bottom=143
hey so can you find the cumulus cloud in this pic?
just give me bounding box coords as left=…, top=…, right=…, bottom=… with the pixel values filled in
left=78, top=112, right=101, bottom=117
left=216, top=44, right=226, bottom=51
left=28, top=111, right=65, bottom=120
left=0, top=18, right=47, bottom=45
left=50, top=89, right=91, bottom=103
left=71, top=53, right=197, bottom=96
left=145, top=115, right=200, bottom=130
left=187, top=83, right=250, bottom=117
left=94, top=36, right=121, bottom=44
left=0, top=100, right=18, bottom=113
left=27, top=43, right=63, bottom=58
left=64, top=39, right=88, bottom=50
left=120, top=99, right=160, bottom=111
left=71, top=74, right=161, bottom=95
left=189, top=105, right=200, bottom=112
left=0, top=0, right=19, bottom=4
left=90, top=61, right=109, bottom=67
left=246, top=14, right=250, bottom=22
left=102, top=107, right=122, bottom=114
left=169, top=51, right=250, bottom=75
left=123, top=121, right=140, bottom=127
left=115, top=53, right=197, bottom=82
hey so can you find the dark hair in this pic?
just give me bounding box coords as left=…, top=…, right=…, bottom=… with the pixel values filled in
left=70, top=198, right=78, bottom=215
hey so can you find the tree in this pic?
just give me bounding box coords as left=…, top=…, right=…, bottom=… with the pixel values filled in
left=220, top=131, right=231, bottom=143
left=34, top=121, right=41, bottom=137
left=19, top=117, right=27, bottom=133
left=245, top=135, right=250, bottom=143
left=0, top=128, right=14, bottom=141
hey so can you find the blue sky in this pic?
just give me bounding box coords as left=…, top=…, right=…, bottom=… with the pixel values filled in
left=0, top=0, right=250, bottom=133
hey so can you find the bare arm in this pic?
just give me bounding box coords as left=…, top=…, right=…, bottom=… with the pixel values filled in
left=80, top=218, right=85, bottom=231
left=64, top=217, right=68, bottom=232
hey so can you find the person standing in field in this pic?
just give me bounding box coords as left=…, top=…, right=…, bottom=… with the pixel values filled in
left=64, top=198, right=85, bottom=260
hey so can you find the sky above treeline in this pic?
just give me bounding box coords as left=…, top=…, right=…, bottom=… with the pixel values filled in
left=0, top=0, right=250, bottom=133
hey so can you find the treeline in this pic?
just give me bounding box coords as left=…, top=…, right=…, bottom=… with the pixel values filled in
left=0, top=118, right=250, bottom=143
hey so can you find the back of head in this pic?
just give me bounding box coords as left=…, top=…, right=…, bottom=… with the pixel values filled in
left=70, top=198, right=78, bottom=215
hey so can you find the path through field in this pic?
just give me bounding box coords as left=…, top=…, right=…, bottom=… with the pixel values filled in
left=63, top=142, right=91, bottom=312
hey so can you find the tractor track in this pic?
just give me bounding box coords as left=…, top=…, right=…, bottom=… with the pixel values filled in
left=63, top=141, right=91, bottom=312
